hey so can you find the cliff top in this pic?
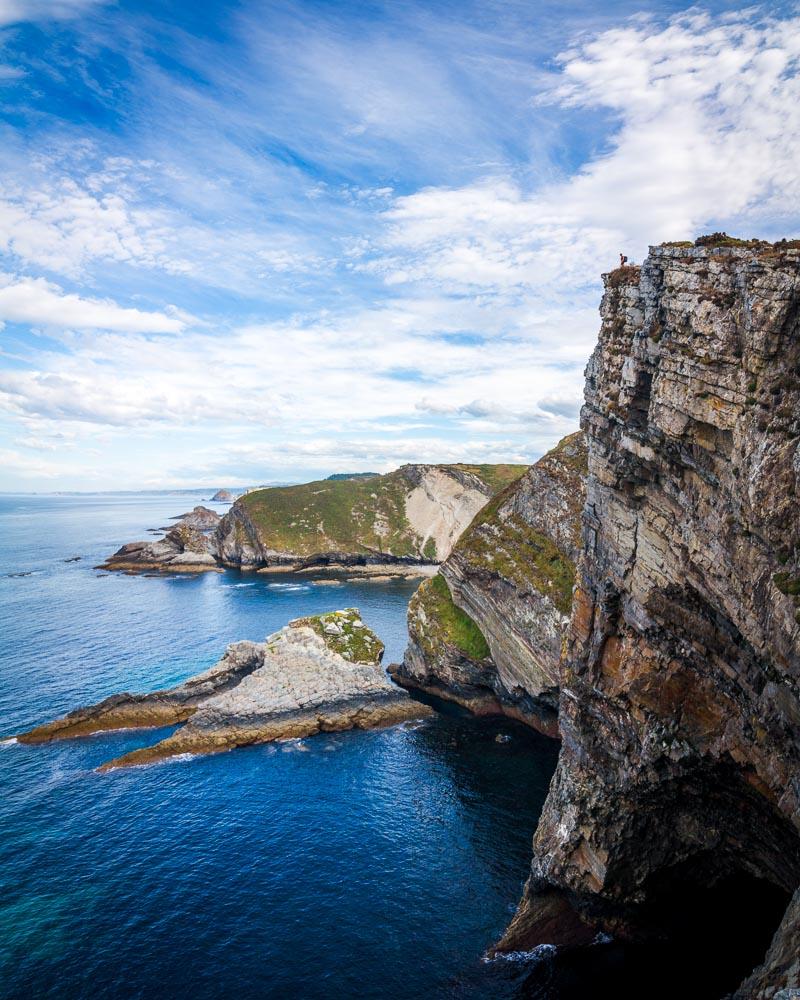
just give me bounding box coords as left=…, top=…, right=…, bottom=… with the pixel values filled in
left=234, top=462, right=527, bottom=561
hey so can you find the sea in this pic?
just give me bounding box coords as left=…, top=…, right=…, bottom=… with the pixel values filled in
left=0, top=493, right=774, bottom=999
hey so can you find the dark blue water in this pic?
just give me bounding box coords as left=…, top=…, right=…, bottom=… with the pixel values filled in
left=0, top=493, right=562, bottom=999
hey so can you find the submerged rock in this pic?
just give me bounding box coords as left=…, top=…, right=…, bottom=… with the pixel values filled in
left=17, top=609, right=431, bottom=769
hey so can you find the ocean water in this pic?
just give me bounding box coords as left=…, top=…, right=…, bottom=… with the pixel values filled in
left=0, top=492, right=562, bottom=999
left=0, top=494, right=778, bottom=999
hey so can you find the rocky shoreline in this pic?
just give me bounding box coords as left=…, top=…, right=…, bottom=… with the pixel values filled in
left=392, top=432, right=587, bottom=738
left=98, top=464, right=526, bottom=576
left=18, top=608, right=432, bottom=770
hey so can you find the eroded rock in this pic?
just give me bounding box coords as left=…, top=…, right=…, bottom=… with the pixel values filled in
left=392, top=433, right=587, bottom=736
left=17, top=609, right=431, bottom=769
left=497, top=242, right=800, bottom=998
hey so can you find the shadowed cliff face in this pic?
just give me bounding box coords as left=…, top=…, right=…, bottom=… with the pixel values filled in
left=498, top=243, right=800, bottom=998
left=391, top=433, right=587, bottom=737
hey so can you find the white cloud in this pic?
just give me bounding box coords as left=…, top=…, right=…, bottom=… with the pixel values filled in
left=0, top=274, right=187, bottom=332
left=0, top=0, right=103, bottom=27
left=2, top=7, right=800, bottom=488
left=377, top=11, right=800, bottom=305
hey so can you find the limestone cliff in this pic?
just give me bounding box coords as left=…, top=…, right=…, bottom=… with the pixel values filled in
left=391, top=433, right=587, bottom=737
left=212, top=463, right=525, bottom=570
left=497, top=241, right=800, bottom=998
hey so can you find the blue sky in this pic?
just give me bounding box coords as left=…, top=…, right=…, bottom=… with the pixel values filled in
left=0, top=0, right=798, bottom=489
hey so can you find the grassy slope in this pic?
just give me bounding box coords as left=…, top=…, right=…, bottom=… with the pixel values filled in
left=410, top=574, right=490, bottom=661
left=451, top=433, right=587, bottom=616
left=238, top=464, right=526, bottom=559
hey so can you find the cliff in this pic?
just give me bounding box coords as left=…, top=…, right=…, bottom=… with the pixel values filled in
left=391, top=433, right=587, bottom=737
left=497, top=241, right=800, bottom=998
left=17, top=608, right=432, bottom=769
left=213, top=463, right=526, bottom=570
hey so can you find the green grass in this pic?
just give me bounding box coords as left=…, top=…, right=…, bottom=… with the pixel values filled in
left=290, top=608, right=384, bottom=664
left=773, top=573, right=800, bottom=597
left=451, top=433, right=584, bottom=616
left=238, top=464, right=526, bottom=559
left=450, top=463, right=527, bottom=494
left=411, top=574, right=490, bottom=661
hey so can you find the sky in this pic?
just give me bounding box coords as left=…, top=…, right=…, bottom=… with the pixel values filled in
left=1, top=0, right=799, bottom=490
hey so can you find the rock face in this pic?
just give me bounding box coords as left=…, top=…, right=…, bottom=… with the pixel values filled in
left=212, top=463, right=526, bottom=570
left=497, top=242, right=800, bottom=998
left=210, top=489, right=236, bottom=502
left=100, top=505, right=222, bottom=573
left=392, top=433, right=587, bottom=737
left=18, top=609, right=431, bottom=769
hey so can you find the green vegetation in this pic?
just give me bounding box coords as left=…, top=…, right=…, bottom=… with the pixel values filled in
left=546, top=430, right=589, bottom=477
left=694, top=233, right=768, bottom=249
left=411, top=574, right=490, bottom=661
left=450, top=463, right=527, bottom=494
left=326, top=472, right=379, bottom=481
left=238, top=463, right=526, bottom=559
left=290, top=608, right=384, bottom=664
left=773, top=573, right=800, bottom=597
left=453, top=433, right=585, bottom=616
left=457, top=507, right=576, bottom=616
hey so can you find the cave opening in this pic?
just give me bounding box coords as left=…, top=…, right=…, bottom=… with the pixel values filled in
left=518, top=870, right=791, bottom=1000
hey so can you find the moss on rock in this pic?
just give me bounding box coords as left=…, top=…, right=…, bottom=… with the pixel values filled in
left=289, top=608, right=385, bottom=664
left=410, top=574, right=490, bottom=662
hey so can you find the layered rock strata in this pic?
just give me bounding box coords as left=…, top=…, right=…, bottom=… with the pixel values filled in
left=100, top=505, right=222, bottom=573
left=497, top=242, right=800, bottom=998
left=18, top=609, right=431, bottom=770
left=101, top=465, right=526, bottom=574
left=392, top=433, right=587, bottom=737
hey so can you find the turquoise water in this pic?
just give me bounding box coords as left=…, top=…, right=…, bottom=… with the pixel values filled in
left=0, top=493, right=562, bottom=999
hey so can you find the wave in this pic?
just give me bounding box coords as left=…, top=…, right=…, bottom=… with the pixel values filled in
left=482, top=944, right=557, bottom=965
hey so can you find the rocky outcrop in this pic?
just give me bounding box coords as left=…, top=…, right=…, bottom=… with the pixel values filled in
left=496, top=241, right=800, bottom=997
left=18, top=609, right=431, bottom=769
left=211, top=462, right=526, bottom=570
left=99, top=505, right=222, bottom=573
left=392, top=433, right=587, bottom=737
left=210, top=489, right=236, bottom=502
left=100, top=465, right=526, bottom=575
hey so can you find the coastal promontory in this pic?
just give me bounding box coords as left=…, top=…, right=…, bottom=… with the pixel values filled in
left=100, top=463, right=526, bottom=574
left=18, top=609, right=432, bottom=769
left=391, top=432, right=587, bottom=736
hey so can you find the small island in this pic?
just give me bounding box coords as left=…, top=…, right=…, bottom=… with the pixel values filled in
left=17, top=609, right=432, bottom=770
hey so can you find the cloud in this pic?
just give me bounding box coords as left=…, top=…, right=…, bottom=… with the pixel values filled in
left=0, top=0, right=103, bottom=27
left=377, top=10, right=800, bottom=306
left=2, top=5, right=800, bottom=488
left=0, top=274, right=187, bottom=332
